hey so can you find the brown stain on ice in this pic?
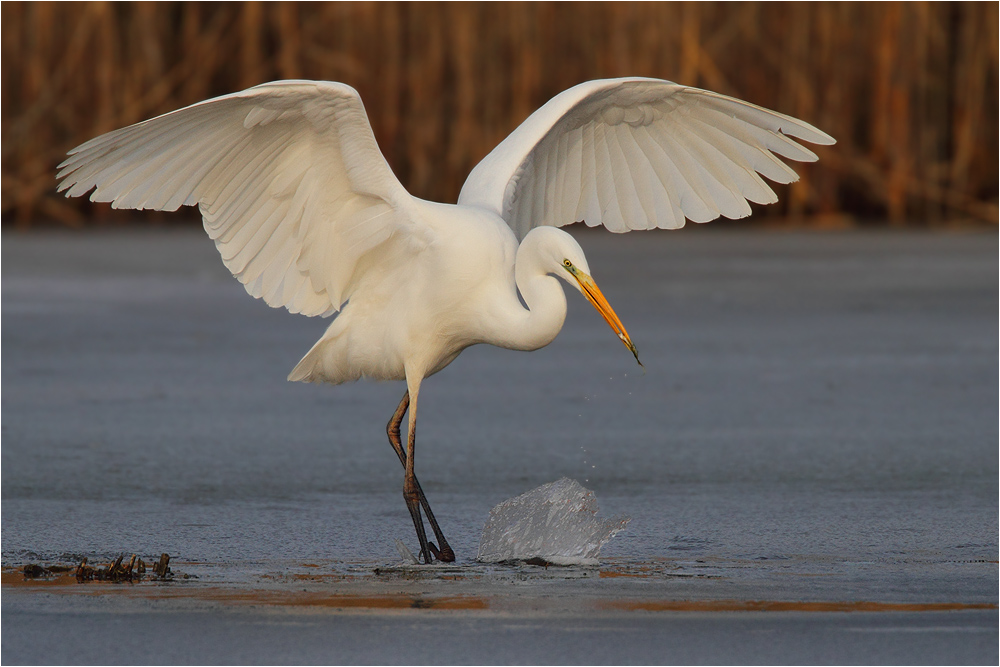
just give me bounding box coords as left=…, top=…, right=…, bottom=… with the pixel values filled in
left=1, top=570, right=487, bottom=610
left=180, top=589, right=490, bottom=611
left=4, top=569, right=995, bottom=614
left=599, top=599, right=997, bottom=613
left=2, top=571, right=79, bottom=588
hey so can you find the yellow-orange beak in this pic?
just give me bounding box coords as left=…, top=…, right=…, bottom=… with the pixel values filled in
left=569, top=268, right=643, bottom=367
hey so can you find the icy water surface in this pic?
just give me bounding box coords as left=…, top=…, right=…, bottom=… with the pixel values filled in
left=2, top=228, right=997, bottom=663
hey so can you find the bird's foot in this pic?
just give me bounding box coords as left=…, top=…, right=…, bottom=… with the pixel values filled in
left=427, top=542, right=456, bottom=563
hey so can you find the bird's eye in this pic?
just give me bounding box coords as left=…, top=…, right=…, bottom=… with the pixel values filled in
left=563, top=259, right=572, bottom=268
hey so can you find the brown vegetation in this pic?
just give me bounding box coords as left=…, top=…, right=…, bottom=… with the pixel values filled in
left=2, top=2, right=997, bottom=227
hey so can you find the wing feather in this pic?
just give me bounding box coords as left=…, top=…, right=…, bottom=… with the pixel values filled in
left=592, top=124, right=622, bottom=232
left=613, top=124, right=658, bottom=229
left=653, top=126, right=726, bottom=221
left=458, top=77, right=834, bottom=238
left=577, top=123, right=602, bottom=227
left=58, top=80, right=425, bottom=317
left=631, top=125, right=692, bottom=228
left=689, top=111, right=800, bottom=185
left=607, top=125, right=649, bottom=230
left=551, top=132, right=570, bottom=229
left=678, top=121, right=775, bottom=208
left=560, top=130, right=584, bottom=228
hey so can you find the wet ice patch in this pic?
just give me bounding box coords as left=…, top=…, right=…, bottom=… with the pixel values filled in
left=477, top=478, right=630, bottom=565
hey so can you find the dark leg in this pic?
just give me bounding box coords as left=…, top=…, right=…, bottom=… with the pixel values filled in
left=402, top=415, right=432, bottom=564
left=387, top=391, right=455, bottom=563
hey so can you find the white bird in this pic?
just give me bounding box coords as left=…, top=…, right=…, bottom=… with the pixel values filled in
left=57, top=77, right=834, bottom=563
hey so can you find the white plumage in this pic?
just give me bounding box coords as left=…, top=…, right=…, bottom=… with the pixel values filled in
left=58, top=77, right=834, bottom=563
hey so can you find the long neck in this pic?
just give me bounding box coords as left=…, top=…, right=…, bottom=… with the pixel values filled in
left=493, top=241, right=567, bottom=352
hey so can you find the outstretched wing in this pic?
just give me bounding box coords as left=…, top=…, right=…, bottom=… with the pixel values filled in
left=58, top=80, right=427, bottom=316
left=458, top=77, right=835, bottom=240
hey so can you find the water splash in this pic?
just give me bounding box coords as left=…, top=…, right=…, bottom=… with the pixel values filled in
left=477, top=478, right=630, bottom=565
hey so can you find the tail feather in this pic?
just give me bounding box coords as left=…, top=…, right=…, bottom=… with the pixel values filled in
left=287, top=340, right=327, bottom=383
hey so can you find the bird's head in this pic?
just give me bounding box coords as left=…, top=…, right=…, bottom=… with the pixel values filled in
left=525, top=226, right=642, bottom=367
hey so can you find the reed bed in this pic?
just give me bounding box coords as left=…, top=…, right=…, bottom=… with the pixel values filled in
left=2, top=2, right=997, bottom=227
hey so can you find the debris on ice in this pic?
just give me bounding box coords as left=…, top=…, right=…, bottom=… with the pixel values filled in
left=477, top=478, right=630, bottom=565
left=395, top=538, right=419, bottom=564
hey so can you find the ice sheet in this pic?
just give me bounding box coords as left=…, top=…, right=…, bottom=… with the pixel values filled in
left=477, top=478, right=630, bottom=565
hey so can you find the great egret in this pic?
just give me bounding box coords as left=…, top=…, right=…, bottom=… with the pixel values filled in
left=57, top=78, right=834, bottom=563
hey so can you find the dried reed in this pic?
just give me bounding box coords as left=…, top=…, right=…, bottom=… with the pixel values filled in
left=2, top=2, right=997, bottom=227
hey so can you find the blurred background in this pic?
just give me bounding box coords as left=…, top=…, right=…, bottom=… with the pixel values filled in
left=2, top=1, right=997, bottom=228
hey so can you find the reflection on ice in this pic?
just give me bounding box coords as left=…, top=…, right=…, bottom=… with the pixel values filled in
left=477, top=478, right=630, bottom=565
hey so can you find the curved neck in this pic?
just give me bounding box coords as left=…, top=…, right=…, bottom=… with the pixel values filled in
left=493, top=241, right=567, bottom=352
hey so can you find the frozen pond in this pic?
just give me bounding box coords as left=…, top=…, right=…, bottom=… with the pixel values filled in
left=2, top=227, right=997, bottom=663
